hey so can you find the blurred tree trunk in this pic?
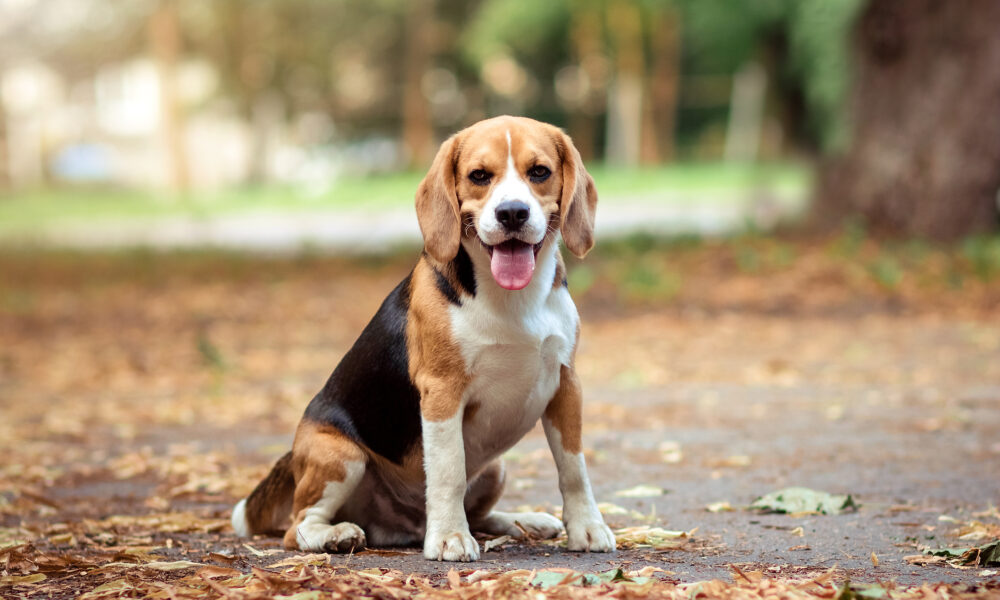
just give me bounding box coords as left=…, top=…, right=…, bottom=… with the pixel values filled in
left=567, top=3, right=603, bottom=161
left=149, top=0, right=189, bottom=193
left=218, top=0, right=274, bottom=184
left=402, top=0, right=434, bottom=168
left=0, top=108, right=9, bottom=190
left=605, top=0, right=644, bottom=167
left=643, top=4, right=680, bottom=163
left=815, top=0, right=1000, bottom=239
left=723, top=62, right=766, bottom=163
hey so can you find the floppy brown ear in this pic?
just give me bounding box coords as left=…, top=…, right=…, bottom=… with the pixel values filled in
left=557, top=131, right=598, bottom=258
left=415, top=135, right=462, bottom=264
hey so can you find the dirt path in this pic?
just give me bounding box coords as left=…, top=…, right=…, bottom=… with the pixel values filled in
left=2, top=244, right=998, bottom=597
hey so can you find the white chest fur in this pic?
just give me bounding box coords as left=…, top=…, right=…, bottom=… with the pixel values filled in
left=449, top=241, right=578, bottom=472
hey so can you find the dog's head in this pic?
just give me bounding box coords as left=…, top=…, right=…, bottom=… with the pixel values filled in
left=416, top=116, right=598, bottom=290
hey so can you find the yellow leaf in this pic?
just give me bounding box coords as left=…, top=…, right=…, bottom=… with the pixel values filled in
left=614, top=484, right=665, bottom=498
left=143, top=560, right=205, bottom=571
left=83, top=578, right=132, bottom=597
left=1, top=573, right=46, bottom=585
left=597, top=502, right=630, bottom=515
left=705, top=501, right=733, bottom=513
left=48, top=532, right=76, bottom=545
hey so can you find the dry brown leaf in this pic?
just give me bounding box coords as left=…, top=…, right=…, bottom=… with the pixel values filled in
left=905, top=554, right=949, bottom=566
left=266, top=554, right=329, bottom=568
left=196, top=564, right=243, bottom=579
left=483, top=535, right=512, bottom=552
left=0, top=572, right=46, bottom=585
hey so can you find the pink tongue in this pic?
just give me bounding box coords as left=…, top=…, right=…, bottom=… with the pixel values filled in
left=490, top=243, right=535, bottom=290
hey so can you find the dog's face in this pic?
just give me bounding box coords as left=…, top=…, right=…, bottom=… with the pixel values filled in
left=416, top=116, right=598, bottom=290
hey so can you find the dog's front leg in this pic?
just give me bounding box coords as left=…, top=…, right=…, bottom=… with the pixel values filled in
left=421, top=404, right=480, bottom=561
left=543, top=364, right=616, bottom=552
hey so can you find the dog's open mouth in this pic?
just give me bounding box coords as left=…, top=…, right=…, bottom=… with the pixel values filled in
left=485, top=239, right=543, bottom=290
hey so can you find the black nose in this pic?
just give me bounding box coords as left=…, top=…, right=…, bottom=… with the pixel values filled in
left=495, top=201, right=530, bottom=231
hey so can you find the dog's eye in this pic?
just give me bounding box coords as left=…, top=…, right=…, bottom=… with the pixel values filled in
left=468, top=169, right=491, bottom=185
left=527, top=165, right=551, bottom=182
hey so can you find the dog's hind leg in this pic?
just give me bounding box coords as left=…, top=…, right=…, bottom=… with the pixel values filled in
left=466, top=460, right=563, bottom=540
left=283, top=421, right=368, bottom=553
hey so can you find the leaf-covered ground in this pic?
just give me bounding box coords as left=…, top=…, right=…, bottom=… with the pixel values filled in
left=2, top=235, right=999, bottom=599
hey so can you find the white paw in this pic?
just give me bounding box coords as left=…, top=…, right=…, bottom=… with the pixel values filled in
left=296, top=521, right=366, bottom=553
left=424, top=528, right=480, bottom=561
left=566, top=519, right=616, bottom=553
left=505, top=512, right=564, bottom=539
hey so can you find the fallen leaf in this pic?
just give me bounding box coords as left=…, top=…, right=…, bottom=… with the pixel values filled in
left=928, top=547, right=968, bottom=557
left=196, top=565, right=243, bottom=579
left=871, top=551, right=879, bottom=567
left=750, top=487, right=857, bottom=515
left=274, top=592, right=326, bottom=600
left=705, top=501, right=733, bottom=513
left=0, top=573, right=46, bottom=585
left=597, top=502, right=630, bottom=515
left=614, top=484, right=666, bottom=498
left=47, top=532, right=76, bottom=546
left=629, top=566, right=666, bottom=577
left=483, top=535, right=512, bottom=552
left=80, top=578, right=133, bottom=598
left=658, top=441, right=683, bottom=463
left=530, top=568, right=648, bottom=589
left=531, top=570, right=579, bottom=589
left=266, top=554, right=329, bottom=568
left=143, top=560, right=206, bottom=571
left=954, top=519, right=1000, bottom=541
left=614, top=526, right=694, bottom=550
left=243, top=543, right=265, bottom=556
left=790, top=526, right=804, bottom=537
left=465, top=570, right=495, bottom=583
left=958, top=540, right=1000, bottom=567
left=205, top=551, right=238, bottom=564
left=839, top=582, right=889, bottom=599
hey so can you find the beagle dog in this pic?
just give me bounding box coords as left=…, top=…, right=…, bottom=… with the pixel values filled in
left=231, top=115, right=613, bottom=561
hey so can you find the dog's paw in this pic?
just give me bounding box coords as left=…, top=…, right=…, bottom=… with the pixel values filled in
left=424, top=528, right=480, bottom=561
left=296, top=521, right=366, bottom=553
left=566, top=519, right=616, bottom=553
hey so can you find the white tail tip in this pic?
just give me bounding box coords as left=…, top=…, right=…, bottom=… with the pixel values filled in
left=231, top=498, right=250, bottom=537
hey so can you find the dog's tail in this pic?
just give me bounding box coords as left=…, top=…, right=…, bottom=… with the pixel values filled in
left=232, top=451, right=295, bottom=537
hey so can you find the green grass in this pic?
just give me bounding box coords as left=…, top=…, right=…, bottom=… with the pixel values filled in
left=589, top=161, right=810, bottom=198
left=0, top=173, right=423, bottom=235
left=0, top=162, right=811, bottom=237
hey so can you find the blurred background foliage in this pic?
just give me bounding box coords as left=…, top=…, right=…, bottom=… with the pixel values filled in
left=0, top=0, right=858, bottom=188
left=1, top=0, right=997, bottom=242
